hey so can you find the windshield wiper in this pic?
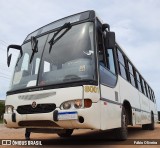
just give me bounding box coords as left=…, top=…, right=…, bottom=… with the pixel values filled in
left=30, top=36, right=38, bottom=63
left=48, top=22, right=72, bottom=53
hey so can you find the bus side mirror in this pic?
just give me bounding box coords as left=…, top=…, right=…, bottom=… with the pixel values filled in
left=105, top=32, right=115, bottom=49
left=7, top=45, right=23, bottom=67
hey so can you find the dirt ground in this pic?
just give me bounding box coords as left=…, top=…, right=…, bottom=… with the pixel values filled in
left=0, top=124, right=160, bottom=148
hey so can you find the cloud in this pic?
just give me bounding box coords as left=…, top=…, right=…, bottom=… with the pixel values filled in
left=0, top=0, right=160, bottom=110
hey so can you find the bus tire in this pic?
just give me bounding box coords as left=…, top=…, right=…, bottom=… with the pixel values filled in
left=142, top=113, right=155, bottom=130
left=25, top=129, right=30, bottom=140
left=142, top=124, right=149, bottom=130
left=57, top=129, right=73, bottom=138
left=148, top=113, right=155, bottom=130
left=114, top=107, right=128, bottom=140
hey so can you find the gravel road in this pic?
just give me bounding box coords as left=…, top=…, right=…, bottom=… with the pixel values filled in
left=0, top=124, right=160, bottom=148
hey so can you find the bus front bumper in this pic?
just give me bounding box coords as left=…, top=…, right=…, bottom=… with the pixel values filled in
left=3, top=103, right=100, bottom=130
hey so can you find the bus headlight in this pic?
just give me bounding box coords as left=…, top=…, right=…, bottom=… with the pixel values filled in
left=62, top=101, right=72, bottom=110
left=60, top=99, right=92, bottom=110
left=60, top=99, right=83, bottom=110
left=74, top=100, right=82, bottom=109
left=5, top=105, right=14, bottom=114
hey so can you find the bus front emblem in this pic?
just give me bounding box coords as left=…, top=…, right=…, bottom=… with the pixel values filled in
left=31, top=101, right=37, bottom=108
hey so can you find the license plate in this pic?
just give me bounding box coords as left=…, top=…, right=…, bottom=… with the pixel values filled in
left=58, top=111, right=78, bottom=120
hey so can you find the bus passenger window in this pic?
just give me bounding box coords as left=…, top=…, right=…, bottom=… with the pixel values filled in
left=151, top=91, right=154, bottom=102
left=146, top=84, right=149, bottom=98
left=106, top=49, right=115, bottom=74
left=148, top=87, right=153, bottom=101
left=128, top=62, right=136, bottom=87
left=141, top=79, right=147, bottom=96
left=152, top=91, right=156, bottom=103
left=136, top=72, right=142, bottom=92
left=117, top=49, right=127, bottom=79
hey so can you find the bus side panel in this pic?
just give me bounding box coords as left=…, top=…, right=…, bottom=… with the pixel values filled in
left=100, top=84, right=121, bottom=130
left=154, top=102, right=158, bottom=123
left=118, top=76, right=141, bottom=124
left=149, top=99, right=158, bottom=122
left=138, top=92, right=150, bottom=124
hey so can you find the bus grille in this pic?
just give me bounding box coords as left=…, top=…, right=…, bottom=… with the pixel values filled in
left=17, top=104, right=56, bottom=114
left=18, top=120, right=59, bottom=127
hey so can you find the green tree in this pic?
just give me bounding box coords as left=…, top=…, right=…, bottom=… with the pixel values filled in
left=0, top=102, right=5, bottom=119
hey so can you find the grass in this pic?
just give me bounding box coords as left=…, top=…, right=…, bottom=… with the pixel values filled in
left=0, top=119, right=3, bottom=124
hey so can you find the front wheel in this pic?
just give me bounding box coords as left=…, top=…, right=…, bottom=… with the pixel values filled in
left=57, top=129, right=74, bottom=138
left=113, top=107, right=128, bottom=140
left=25, top=129, right=31, bottom=140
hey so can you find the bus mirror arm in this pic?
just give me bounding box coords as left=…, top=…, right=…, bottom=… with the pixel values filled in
left=102, top=24, right=115, bottom=49
left=7, top=54, right=12, bottom=67
left=102, top=23, right=110, bottom=31
left=7, top=45, right=23, bottom=67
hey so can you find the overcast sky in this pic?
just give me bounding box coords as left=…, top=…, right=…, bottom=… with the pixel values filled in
left=0, top=0, right=160, bottom=110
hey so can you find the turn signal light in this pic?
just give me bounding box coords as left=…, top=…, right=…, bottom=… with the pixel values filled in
left=84, top=99, right=92, bottom=108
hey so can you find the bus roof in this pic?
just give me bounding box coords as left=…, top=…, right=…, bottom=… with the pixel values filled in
left=24, top=10, right=95, bottom=42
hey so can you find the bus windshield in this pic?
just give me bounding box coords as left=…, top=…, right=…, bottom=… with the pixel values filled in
left=10, top=22, right=95, bottom=91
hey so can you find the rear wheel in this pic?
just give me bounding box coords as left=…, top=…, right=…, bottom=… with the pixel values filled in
left=57, top=129, right=73, bottom=138
left=113, top=107, right=128, bottom=140
left=142, top=113, right=155, bottom=130
left=148, top=114, right=155, bottom=130
left=142, top=124, right=149, bottom=130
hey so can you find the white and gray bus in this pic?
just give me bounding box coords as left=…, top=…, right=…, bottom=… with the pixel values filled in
left=4, top=10, right=158, bottom=140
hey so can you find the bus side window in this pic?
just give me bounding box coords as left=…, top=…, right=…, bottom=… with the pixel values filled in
left=98, top=37, right=117, bottom=86
left=105, top=49, right=116, bottom=74
left=149, top=88, right=152, bottom=101
left=141, top=79, right=147, bottom=96
left=146, top=84, right=149, bottom=98
left=128, top=62, right=136, bottom=87
left=151, top=90, right=153, bottom=102
left=117, top=49, right=127, bottom=80
left=136, top=72, right=142, bottom=92
left=153, top=91, right=156, bottom=103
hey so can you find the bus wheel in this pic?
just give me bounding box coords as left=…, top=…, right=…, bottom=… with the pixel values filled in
left=57, top=129, right=74, bottom=138
left=25, top=129, right=31, bottom=140
left=142, top=124, right=149, bottom=130
left=148, top=113, right=155, bottom=130
left=142, top=113, right=155, bottom=130
left=114, top=107, right=128, bottom=140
